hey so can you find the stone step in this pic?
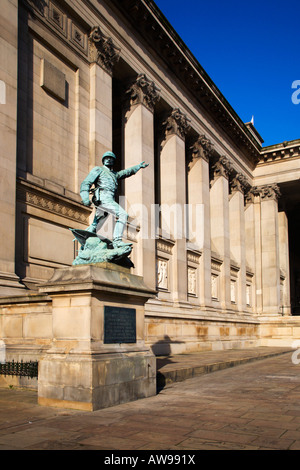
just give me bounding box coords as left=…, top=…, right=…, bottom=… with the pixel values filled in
left=156, top=346, right=292, bottom=390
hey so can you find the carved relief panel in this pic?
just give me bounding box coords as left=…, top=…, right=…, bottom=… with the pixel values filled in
left=187, top=267, right=197, bottom=296
left=157, top=258, right=168, bottom=290
left=211, top=274, right=219, bottom=301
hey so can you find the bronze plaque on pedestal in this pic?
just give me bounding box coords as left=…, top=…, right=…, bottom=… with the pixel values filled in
left=104, top=306, right=136, bottom=344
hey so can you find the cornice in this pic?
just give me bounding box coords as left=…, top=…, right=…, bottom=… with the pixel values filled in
left=259, top=139, right=300, bottom=164
left=109, top=0, right=261, bottom=165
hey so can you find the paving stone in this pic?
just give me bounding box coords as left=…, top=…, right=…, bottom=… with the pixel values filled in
left=0, top=348, right=299, bottom=450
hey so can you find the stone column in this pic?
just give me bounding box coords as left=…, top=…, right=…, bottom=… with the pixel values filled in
left=258, top=184, right=281, bottom=315
left=245, top=188, right=259, bottom=312
left=0, top=0, right=24, bottom=295
left=210, top=156, right=232, bottom=310
left=229, top=173, right=250, bottom=312
left=188, top=135, right=213, bottom=306
left=123, top=74, right=160, bottom=290
left=278, top=211, right=291, bottom=315
left=159, top=108, right=190, bottom=302
left=88, top=27, right=120, bottom=168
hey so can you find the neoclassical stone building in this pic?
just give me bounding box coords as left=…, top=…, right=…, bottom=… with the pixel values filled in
left=1, top=0, right=300, bottom=362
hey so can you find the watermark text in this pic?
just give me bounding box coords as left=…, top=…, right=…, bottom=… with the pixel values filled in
left=291, top=80, right=300, bottom=104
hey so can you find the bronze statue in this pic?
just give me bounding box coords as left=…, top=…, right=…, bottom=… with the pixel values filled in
left=71, top=152, right=148, bottom=266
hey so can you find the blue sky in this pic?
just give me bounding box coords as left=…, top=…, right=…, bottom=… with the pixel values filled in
left=154, top=0, right=300, bottom=147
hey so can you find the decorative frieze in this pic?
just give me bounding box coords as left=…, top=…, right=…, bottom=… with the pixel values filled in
left=162, top=108, right=190, bottom=139
left=48, top=1, right=67, bottom=36
left=126, top=73, right=160, bottom=112
left=16, top=181, right=89, bottom=224
left=187, top=251, right=201, bottom=264
left=24, top=0, right=47, bottom=15
left=230, top=263, right=240, bottom=278
left=156, top=238, right=174, bottom=255
left=211, top=256, right=222, bottom=272
left=71, top=23, right=88, bottom=53
left=89, top=26, right=120, bottom=75
left=23, top=0, right=89, bottom=57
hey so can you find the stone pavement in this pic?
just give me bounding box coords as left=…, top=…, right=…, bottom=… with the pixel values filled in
left=1, top=346, right=300, bottom=451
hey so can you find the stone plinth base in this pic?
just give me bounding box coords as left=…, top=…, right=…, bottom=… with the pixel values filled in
left=38, top=350, right=156, bottom=411
left=37, top=263, right=157, bottom=411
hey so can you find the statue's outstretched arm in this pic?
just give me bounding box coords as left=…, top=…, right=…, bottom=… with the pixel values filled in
left=117, top=161, right=149, bottom=180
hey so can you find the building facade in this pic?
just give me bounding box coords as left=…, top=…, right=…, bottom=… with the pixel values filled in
left=0, top=0, right=300, bottom=363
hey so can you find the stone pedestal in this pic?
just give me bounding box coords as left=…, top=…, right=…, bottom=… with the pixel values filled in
left=37, top=263, right=157, bottom=411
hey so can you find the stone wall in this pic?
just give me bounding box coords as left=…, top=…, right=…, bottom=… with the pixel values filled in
left=0, top=293, right=52, bottom=388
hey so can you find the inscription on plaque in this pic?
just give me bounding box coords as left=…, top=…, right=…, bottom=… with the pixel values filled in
left=104, top=306, right=136, bottom=344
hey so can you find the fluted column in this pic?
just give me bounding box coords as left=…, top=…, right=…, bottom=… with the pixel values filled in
left=210, top=156, right=232, bottom=310
left=229, top=173, right=250, bottom=312
left=123, top=74, right=160, bottom=290
left=88, top=27, right=120, bottom=168
left=188, top=135, right=213, bottom=306
left=160, top=108, right=190, bottom=302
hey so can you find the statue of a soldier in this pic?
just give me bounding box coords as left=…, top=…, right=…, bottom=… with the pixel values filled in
left=80, top=151, right=148, bottom=249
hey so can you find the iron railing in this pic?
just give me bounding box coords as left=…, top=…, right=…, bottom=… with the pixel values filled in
left=0, top=360, right=38, bottom=379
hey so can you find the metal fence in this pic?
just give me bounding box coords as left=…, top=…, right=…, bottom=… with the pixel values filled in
left=0, top=360, right=38, bottom=379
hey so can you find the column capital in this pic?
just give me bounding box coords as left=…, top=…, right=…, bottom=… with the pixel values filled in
left=89, top=26, right=120, bottom=75
left=230, top=173, right=251, bottom=194
left=162, top=108, right=190, bottom=139
left=245, top=185, right=261, bottom=204
left=260, top=183, right=281, bottom=201
left=248, top=183, right=281, bottom=202
left=190, top=134, right=214, bottom=163
left=126, top=73, right=160, bottom=112
left=211, top=155, right=233, bottom=180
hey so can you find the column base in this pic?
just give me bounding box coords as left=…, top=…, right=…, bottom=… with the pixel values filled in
left=0, top=271, right=26, bottom=297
